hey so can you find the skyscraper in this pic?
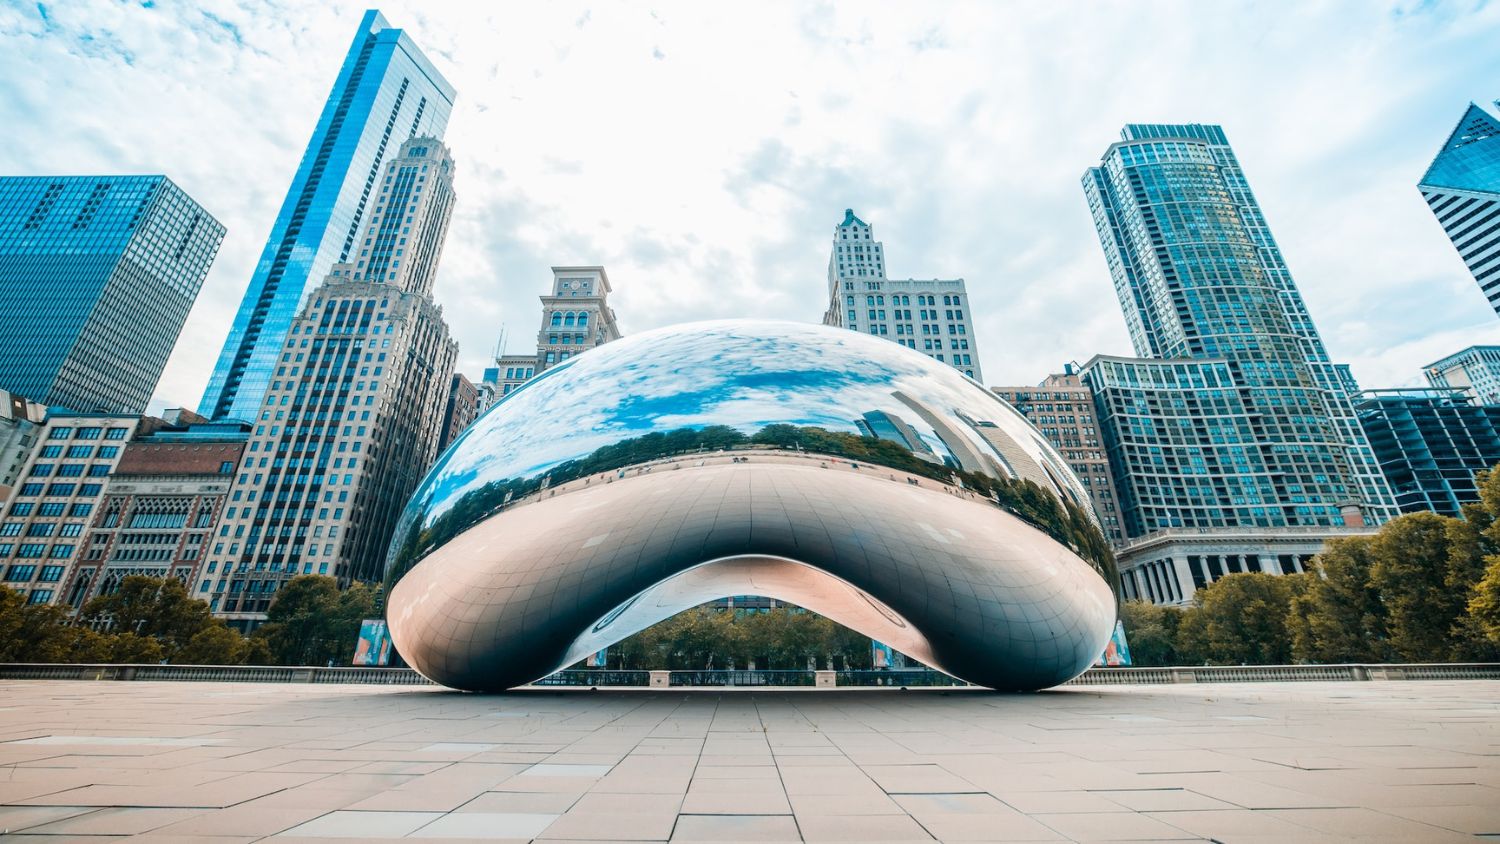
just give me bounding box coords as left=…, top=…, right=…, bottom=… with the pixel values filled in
left=1419, top=103, right=1500, bottom=316
left=1354, top=388, right=1500, bottom=519
left=821, top=210, right=983, bottom=381
left=0, top=176, right=224, bottom=413
left=201, top=138, right=459, bottom=626
left=201, top=10, right=454, bottom=422
left=1079, top=123, right=1392, bottom=603
left=1425, top=345, right=1500, bottom=405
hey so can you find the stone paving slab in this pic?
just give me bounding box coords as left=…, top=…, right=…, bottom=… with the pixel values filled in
left=0, top=680, right=1495, bottom=841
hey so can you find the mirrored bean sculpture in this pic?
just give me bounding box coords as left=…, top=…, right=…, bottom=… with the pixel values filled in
left=384, top=320, right=1118, bottom=691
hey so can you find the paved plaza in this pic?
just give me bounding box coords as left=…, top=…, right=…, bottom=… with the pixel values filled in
left=0, top=681, right=1494, bottom=842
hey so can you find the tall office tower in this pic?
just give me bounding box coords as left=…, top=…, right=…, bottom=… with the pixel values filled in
left=1080, top=124, right=1393, bottom=604
left=1354, top=388, right=1500, bottom=519
left=201, top=10, right=454, bottom=422
left=1425, top=345, right=1500, bottom=406
left=992, top=368, right=1124, bottom=545
left=0, top=176, right=224, bottom=414
left=0, top=413, right=163, bottom=606
left=201, top=138, right=459, bottom=627
left=0, top=391, right=48, bottom=501
left=535, top=267, right=622, bottom=373
left=821, top=210, right=983, bottom=381
left=1418, top=103, right=1500, bottom=316
left=61, top=411, right=249, bottom=609
left=437, top=372, right=479, bottom=452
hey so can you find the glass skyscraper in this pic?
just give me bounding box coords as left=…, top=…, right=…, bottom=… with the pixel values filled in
left=1419, top=103, right=1500, bottom=316
left=1079, top=124, right=1396, bottom=603
left=0, top=175, right=225, bottom=414
left=200, top=10, right=454, bottom=422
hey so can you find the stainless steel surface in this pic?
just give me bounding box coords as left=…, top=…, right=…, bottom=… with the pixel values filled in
left=384, top=320, right=1118, bottom=691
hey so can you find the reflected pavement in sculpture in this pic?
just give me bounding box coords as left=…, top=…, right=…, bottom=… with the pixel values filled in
left=383, top=321, right=1118, bottom=691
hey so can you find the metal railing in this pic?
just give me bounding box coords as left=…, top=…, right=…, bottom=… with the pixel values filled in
left=670, top=669, right=814, bottom=686
left=531, top=669, right=650, bottom=687
left=0, top=662, right=1496, bottom=687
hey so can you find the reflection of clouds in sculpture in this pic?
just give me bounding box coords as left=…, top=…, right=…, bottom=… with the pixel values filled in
left=384, top=320, right=1116, bottom=692
left=414, top=320, right=1091, bottom=530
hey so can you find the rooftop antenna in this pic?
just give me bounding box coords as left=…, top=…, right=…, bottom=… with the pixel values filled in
left=493, top=325, right=507, bottom=363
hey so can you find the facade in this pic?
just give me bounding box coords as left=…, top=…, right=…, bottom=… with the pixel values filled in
left=0, top=391, right=48, bottom=501
left=1424, top=345, right=1500, bottom=406
left=992, top=368, right=1124, bottom=545
left=1355, top=388, right=1500, bottom=518
left=1114, top=528, right=1368, bottom=606
left=0, top=176, right=224, bottom=414
left=383, top=321, right=1115, bottom=692
left=437, top=372, right=479, bottom=452
left=821, top=210, right=983, bottom=381
left=478, top=354, right=537, bottom=410
left=536, top=267, right=622, bottom=372
left=201, top=10, right=454, bottom=422
left=62, top=412, right=249, bottom=609
left=200, top=138, right=459, bottom=628
left=0, top=413, right=160, bottom=605
left=1080, top=123, right=1395, bottom=604
left=1418, top=103, right=1500, bottom=316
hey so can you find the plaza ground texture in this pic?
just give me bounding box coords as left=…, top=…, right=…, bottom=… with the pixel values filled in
left=0, top=680, right=1495, bottom=842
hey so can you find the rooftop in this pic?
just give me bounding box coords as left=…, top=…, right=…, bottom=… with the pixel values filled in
left=0, top=679, right=1494, bottom=840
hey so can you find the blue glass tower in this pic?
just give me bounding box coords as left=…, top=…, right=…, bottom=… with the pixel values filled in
left=1081, top=123, right=1397, bottom=535
left=0, top=175, right=225, bottom=413
left=1419, top=103, right=1500, bottom=316
left=201, top=10, right=454, bottom=421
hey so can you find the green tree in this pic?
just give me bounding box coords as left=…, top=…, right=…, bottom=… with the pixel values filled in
left=1367, top=513, right=1467, bottom=661
left=0, top=586, right=78, bottom=662
left=177, top=624, right=251, bottom=665
left=1117, top=600, right=1180, bottom=667
left=81, top=575, right=241, bottom=661
left=1289, top=536, right=1388, bottom=663
left=1181, top=573, right=1297, bottom=665
left=254, top=576, right=380, bottom=666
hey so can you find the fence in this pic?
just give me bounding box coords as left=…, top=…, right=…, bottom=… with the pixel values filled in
left=0, top=662, right=1496, bottom=687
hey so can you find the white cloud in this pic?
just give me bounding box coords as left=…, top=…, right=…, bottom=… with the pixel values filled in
left=0, top=0, right=1496, bottom=411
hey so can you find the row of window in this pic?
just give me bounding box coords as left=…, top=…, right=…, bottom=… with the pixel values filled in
left=2, top=565, right=64, bottom=582
left=48, top=426, right=128, bottom=441
left=14, top=483, right=103, bottom=498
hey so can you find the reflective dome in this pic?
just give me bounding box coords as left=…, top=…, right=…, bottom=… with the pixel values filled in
left=384, top=320, right=1118, bottom=691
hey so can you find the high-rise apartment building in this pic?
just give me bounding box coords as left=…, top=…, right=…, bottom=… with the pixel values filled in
left=1355, top=388, right=1500, bottom=519
left=437, top=372, right=479, bottom=452
left=62, top=412, right=249, bottom=609
left=821, top=210, right=983, bottom=381
left=201, top=11, right=454, bottom=422
left=201, top=138, right=459, bottom=628
left=0, top=413, right=162, bottom=606
left=1419, top=103, right=1500, bottom=316
left=1424, top=345, right=1500, bottom=406
left=1080, top=123, right=1391, bottom=604
left=0, top=391, right=47, bottom=501
left=536, top=267, right=622, bottom=372
left=478, top=354, right=538, bottom=410
left=992, top=369, right=1124, bottom=545
left=0, top=176, right=224, bottom=414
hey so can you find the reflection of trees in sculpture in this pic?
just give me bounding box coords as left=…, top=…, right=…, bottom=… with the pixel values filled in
left=608, top=605, right=873, bottom=671
left=386, top=424, right=1117, bottom=589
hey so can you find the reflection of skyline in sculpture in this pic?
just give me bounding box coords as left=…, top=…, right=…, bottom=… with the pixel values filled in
left=855, top=410, right=941, bottom=465
left=383, top=321, right=1116, bottom=693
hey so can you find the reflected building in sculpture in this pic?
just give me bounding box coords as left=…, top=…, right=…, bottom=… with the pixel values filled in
left=382, top=321, right=1116, bottom=692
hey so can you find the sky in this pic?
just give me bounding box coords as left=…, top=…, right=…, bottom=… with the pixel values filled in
left=1, top=0, right=1498, bottom=413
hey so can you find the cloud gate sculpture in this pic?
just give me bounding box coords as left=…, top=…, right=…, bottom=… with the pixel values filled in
left=384, top=320, right=1118, bottom=691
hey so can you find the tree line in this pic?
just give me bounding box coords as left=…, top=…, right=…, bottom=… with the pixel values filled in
left=1121, top=468, right=1500, bottom=666
left=607, top=606, right=875, bottom=671
left=0, top=574, right=377, bottom=667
